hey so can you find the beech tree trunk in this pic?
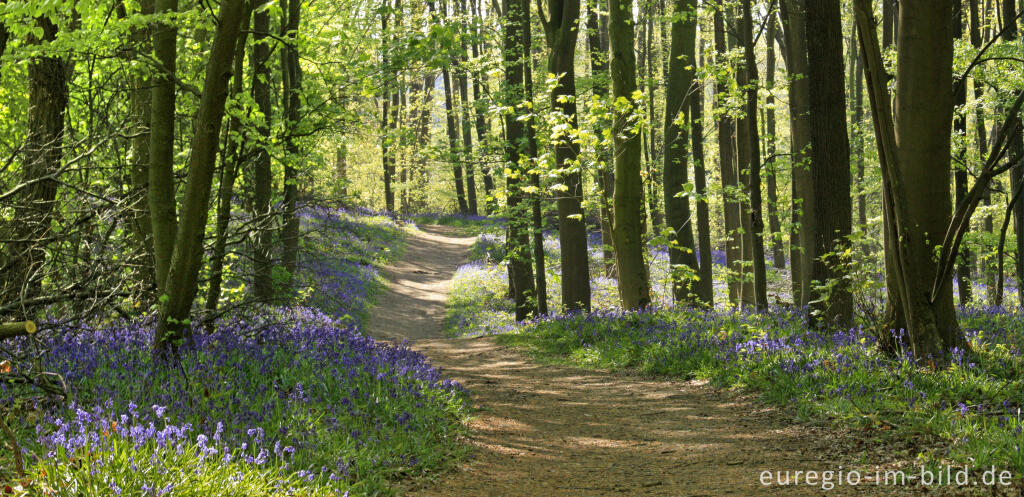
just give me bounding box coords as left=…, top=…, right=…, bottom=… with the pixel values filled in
left=541, top=0, right=591, bottom=312
left=739, top=0, right=767, bottom=310
left=764, top=15, right=785, bottom=270
left=502, top=0, right=536, bottom=320
left=610, top=0, right=651, bottom=309
left=779, top=0, right=813, bottom=307
left=692, top=43, right=713, bottom=306
left=713, top=7, right=742, bottom=305
left=663, top=0, right=699, bottom=303
left=251, top=4, right=275, bottom=302
left=587, top=1, right=616, bottom=277
left=280, top=0, right=302, bottom=290
left=149, top=0, right=180, bottom=295
left=805, top=0, right=852, bottom=327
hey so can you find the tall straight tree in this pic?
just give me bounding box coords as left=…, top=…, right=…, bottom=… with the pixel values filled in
left=692, top=38, right=713, bottom=305
left=764, top=15, right=785, bottom=269
left=251, top=3, right=274, bottom=302
left=778, top=0, right=812, bottom=306
left=502, top=0, right=536, bottom=320
left=663, top=0, right=699, bottom=302
left=154, top=0, right=247, bottom=355
left=381, top=1, right=395, bottom=212
left=609, top=0, right=651, bottom=308
left=953, top=0, right=973, bottom=304
left=713, top=5, right=742, bottom=305
left=804, top=0, right=852, bottom=326
left=853, top=0, right=969, bottom=358
left=457, top=0, right=479, bottom=215
left=149, top=0, right=179, bottom=295
left=429, top=0, right=470, bottom=213
left=540, top=0, right=591, bottom=312
left=1000, top=0, right=1024, bottom=306
left=523, top=4, right=548, bottom=315
left=739, top=0, right=767, bottom=310
left=280, top=0, right=302, bottom=289
left=587, top=0, right=616, bottom=277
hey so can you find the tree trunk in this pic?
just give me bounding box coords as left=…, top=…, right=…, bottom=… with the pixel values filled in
left=442, top=67, right=469, bottom=213
left=714, top=7, right=742, bottom=305
left=457, top=0, right=479, bottom=216
left=587, top=0, right=616, bottom=277
left=502, top=0, right=536, bottom=320
left=739, top=0, right=768, bottom=310
left=764, top=15, right=785, bottom=270
left=610, top=0, right=651, bottom=309
left=250, top=4, right=274, bottom=302
left=953, top=1, right=973, bottom=304
left=854, top=0, right=967, bottom=359
left=1000, top=0, right=1024, bottom=306
left=969, top=0, right=996, bottom=302
left=470, top=0, right=495, bottom=213
left=381, top=1, right=395, bottom=212
left=4, top=17, right=70, bottom=311
left=154, top=0, right=246, bottom=355
left=542, top=0, right=591, bottom=312
left=280, top=0, right=302, bottom=288
left=805, top=0, right=852, bottom=326
left=204, top=2, right=252, bottom=324
left=127, top=0, right=156, bottom=290
left=149, top=0, right=180, bottom=295
left=663, top=0, right=699, bottom=303
left=778, top=0, right=813, bottom=307
left=692, top=43, right=713, bottom=306
left=523, top=15, right=548, bottom=315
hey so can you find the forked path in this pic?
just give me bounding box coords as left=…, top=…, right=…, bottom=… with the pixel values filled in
left=367, top=226, right=923, bottom=496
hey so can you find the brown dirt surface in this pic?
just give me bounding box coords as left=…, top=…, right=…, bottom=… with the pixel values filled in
left=366, top=225, right=1022, bottom=497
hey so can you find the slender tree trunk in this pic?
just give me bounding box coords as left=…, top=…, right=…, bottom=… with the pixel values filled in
left=524, top=17, right=548, bottom=315
left=970, top=0, right=996, bottom=301
left=587, top=0, right=616, bottom=277
left=250, top=5, right=274, bottom=302
left=1000, top=0, right=1024, bottom=306
left=805, top=0, right=852, bottom=327
left=693, top=42, right=713, bottom=306
left=442, top=67, right=469, bottom=213
left=953, top=1, right=973, bottom=304
left=779, top=0, right=813, bottom=307
left=542, top=0, right=591, bottom=312
left=663, top=0, right=699, bottom=303
left=381, top=2, right=395, bottom=212
left=764, top=15, right=784, bottom=270
left=205, top=4, right=252, bottom=323
left=127, top=0, right=156, bottom=289
left=714, top=7, right=742, bottom=305
left=154, top=0, right=246, bottom=356
left=280, top=0, right=302, bottom=289
left=502, top=0, right=536, bottom=319
left=149, top=0, right=180, bottom=295
left=739, top=0, right=767, bottom=310
left=470, top=0, right=495, bottom=213
left=610, top=0, right=651, bottom=309
left=457, top=53, right=478, bottom=215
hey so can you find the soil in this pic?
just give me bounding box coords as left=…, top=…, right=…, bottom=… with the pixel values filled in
left=366, top=225, right=1020, bottom=497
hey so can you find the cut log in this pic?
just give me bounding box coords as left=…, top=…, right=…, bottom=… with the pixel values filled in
left=0, top=321, right=36, bottom=340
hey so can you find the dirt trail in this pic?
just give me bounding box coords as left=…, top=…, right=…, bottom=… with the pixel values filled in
left=366, top=226, right=980, bottom=496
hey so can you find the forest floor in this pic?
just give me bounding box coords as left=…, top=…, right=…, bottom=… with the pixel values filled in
left=366, top=225, right=1004, bottom=496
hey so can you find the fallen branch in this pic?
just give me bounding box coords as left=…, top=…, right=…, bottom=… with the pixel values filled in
left=0, top=321, right=36, bottom=340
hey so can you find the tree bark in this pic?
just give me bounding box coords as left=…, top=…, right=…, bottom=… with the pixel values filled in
left=713, top=6, right=742, bottom=305
left=502, top=0, right=536, bottom=320
left=154, top=0, right=247, bottom=355
left=541, top=0, right=591, bottom=312
left=764, top=15, right=785, bottom=270
left=280, top=0, right=302, bottom=288
left=205, top=1, right=252, bottom=324
left=610, top=0, right=651, bottom=309
left=692, top=42, right=713, bottom=306
left=149, top=0, right=180, bottom=295
left=587, top=0, right=616, bottom=277
left=739, top=0, right=767, bottom=310
left=778, top=0, right=813, bottom=307
left=805, top=0, right=852, bottom=326
left=250, top=4, right=274, bottom=302
left=663, top=0, right=699, bottom=303
left=953, top=0, right=973, bottom=304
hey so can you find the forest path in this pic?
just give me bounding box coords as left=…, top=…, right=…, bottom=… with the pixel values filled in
left=367, top=226, right=905, bottom=496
